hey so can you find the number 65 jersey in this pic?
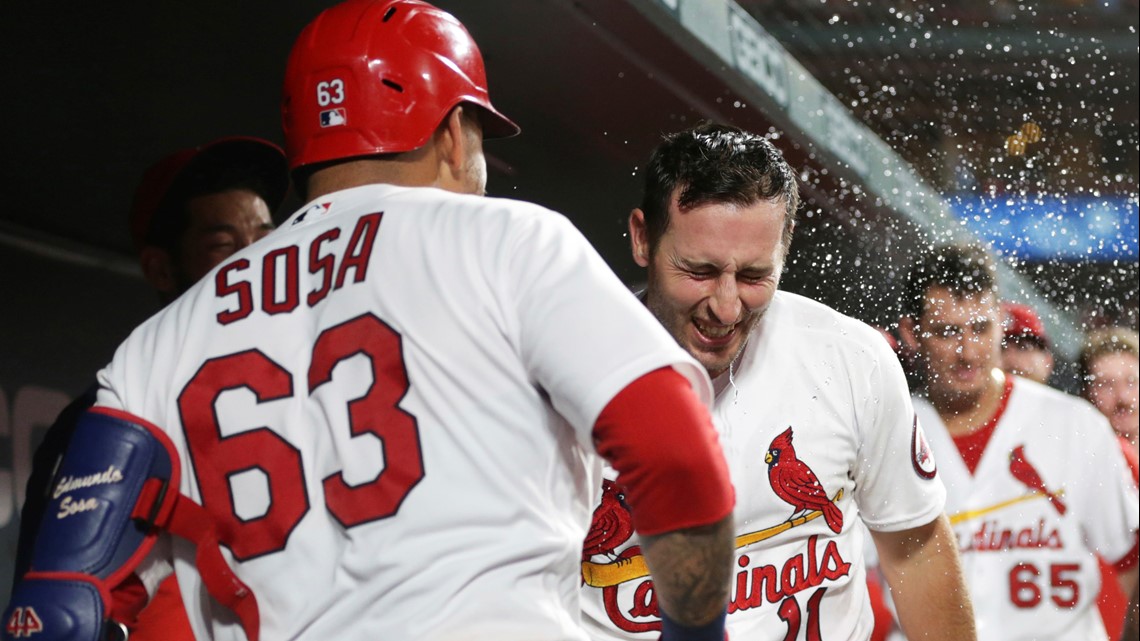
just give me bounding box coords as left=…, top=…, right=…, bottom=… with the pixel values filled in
left=914, top=376, right=1140, bottom=641
left=95, top=184, right=711, bottom=641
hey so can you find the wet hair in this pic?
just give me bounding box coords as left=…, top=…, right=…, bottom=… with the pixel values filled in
left=146, top=161, right=274, bottom=255
left=903, top=242, right=999, bottom=320
left=639, top=122, right=799, bottom=253
left=1078, top=326, right=1140, bottom=398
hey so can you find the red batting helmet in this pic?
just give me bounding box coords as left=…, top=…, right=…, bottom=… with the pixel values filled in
left=281, top=0, right=520, bottom=172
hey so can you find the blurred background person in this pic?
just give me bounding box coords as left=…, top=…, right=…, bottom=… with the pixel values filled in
left=1000, top=302, right=1055, bottom=386
left=1079, top=326, right=1140, bottom=641
left=898, top=242, right=1138, bottom=641
left=1081, top=327, right=1140, bottom=453
left=130, top=137, right=289, bottom=304
left=12, top=136, right=289, bottom=639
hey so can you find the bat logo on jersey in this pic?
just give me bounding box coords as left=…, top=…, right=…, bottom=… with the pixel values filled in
left=1009, top=444, right=1067, bottom=515
left=581, top=487, right=845, bottom=589
left=948, top=443, right=1069, bottom=552
left=911, top=414, right=938, bottom=479
left=583, top=480, right=634, bottom=561
left=582, top=428, right=847, bottom=588
left=583, top=429, right=851, bottom=633
left=587, top=534, right=852, bottom=632
left=765, top=427, right=843, bottom=534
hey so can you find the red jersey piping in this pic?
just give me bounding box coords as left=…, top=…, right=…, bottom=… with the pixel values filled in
left=950, top=375, right=1015, bottom=475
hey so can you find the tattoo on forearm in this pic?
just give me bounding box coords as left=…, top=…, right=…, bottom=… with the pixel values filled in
left=641, top=517, right=735, bottom=626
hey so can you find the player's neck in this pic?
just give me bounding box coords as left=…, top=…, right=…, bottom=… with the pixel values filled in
left=931, top=368, right=1008, bottom=437
left=306, top=153, right=436, bottom=200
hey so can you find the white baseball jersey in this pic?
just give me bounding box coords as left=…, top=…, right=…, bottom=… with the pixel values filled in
left=581, top=291, right=946, bottom=641
left=915, top=376, right=1140, bottom=641
left=95, top=184, right=712, bottom=641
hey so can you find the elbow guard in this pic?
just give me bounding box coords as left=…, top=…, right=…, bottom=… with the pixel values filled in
left=3, top=407, right=179, bottom=641
left=2, top=408, right=259, bottom=641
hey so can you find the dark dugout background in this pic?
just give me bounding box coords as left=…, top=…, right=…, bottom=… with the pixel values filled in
left=2, top=0, right=1135, bottom=602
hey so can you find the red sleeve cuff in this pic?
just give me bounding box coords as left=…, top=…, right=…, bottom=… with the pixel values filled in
left=593, top=367, right=734, bottom=536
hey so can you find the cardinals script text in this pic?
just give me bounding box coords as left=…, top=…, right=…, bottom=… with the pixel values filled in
left=600, top=534, right=851, bottom=632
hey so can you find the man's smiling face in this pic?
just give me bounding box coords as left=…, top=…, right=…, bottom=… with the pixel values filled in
left=633, top=190, right=788, bottom=378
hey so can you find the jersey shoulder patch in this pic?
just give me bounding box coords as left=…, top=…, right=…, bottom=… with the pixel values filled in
left=911, top=414, right=938, bottom=479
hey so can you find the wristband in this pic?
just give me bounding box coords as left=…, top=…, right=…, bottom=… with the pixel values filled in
left=660, top=608, right=727, bottom=641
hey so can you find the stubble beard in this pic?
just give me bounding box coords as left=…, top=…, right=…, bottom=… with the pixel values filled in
left=924, top=360, right=989, bottom=415
left=645, top=287, right=761, bottom=380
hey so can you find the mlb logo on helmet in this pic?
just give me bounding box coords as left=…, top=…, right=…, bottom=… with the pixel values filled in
left=320, top=108, right=346, bottom=128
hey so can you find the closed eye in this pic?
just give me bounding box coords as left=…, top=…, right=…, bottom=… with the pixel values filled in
left=685, top=269, right=717, bottom=280
left=738, top=271, right=773, bottom=284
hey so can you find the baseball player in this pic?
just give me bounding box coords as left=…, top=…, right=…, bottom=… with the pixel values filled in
left=9, top=136, right=288, bottom=641
left=580, top=123, right=976, bottom=641
left=1080, top=327, right=1140, bottom=452
left=1000, top=302, right=1055, bottom=386
left=1079, top=326, right=1140, bottom=639
left=897, top=243, right=1140, bottom=641
left=4, top=2, right=737, bottom=640
left=130, top=137, right=288, bottom=304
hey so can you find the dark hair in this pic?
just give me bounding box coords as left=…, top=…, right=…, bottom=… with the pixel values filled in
left=639, top=122, right=799, bottom=253
left=903, top=242, right=999, bottom=320
left=147, top=161, right=274, bottom=254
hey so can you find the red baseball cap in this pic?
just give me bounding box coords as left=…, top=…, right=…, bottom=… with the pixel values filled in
left=128, top=137, right=289, bottom=253
left=1003, top=302, right=1050, bottom=348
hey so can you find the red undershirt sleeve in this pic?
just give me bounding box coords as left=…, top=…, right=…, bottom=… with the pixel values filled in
left=110, top=573, right=148, bottom=629
left=592, top=367, right=734, bottom=536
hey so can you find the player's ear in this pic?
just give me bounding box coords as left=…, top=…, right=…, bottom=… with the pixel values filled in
left=629, top=209, right=650, bottom=268
left=897, top=315, right=920, bottom=352
left=438, top=106, right=468, bottom=178
left=139, top=246, right=178, bottom=298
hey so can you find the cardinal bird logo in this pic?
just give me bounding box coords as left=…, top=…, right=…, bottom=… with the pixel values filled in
left=583, top=480, right=635, bottom=561
left=1009, top=445, right=1067, bottom=515
left=765, top=427, right=843, bottom=534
